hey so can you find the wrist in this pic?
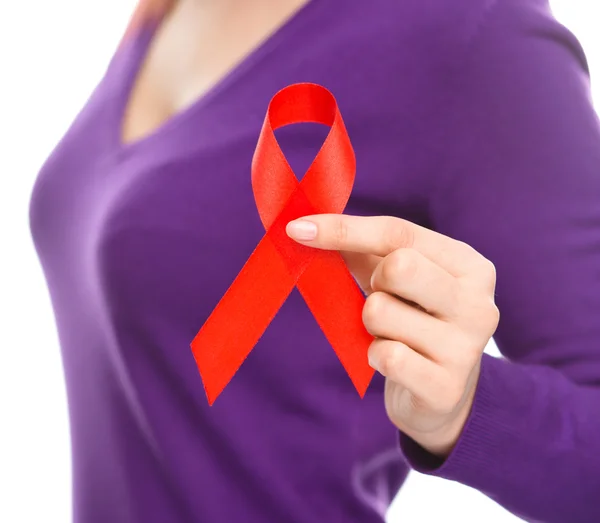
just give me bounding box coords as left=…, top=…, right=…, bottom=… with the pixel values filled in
left=406, top=387, right=476, bottom=458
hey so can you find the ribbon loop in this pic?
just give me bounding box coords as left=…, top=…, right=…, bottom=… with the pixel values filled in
left=191, top=83, right=374, bottom=405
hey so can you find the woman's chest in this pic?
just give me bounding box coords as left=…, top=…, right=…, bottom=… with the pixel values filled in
left=30, top=84, right=432, bottom=326
left=29, top=0, right=442, bottom=360
left=28, top=63, right=434, bottom=416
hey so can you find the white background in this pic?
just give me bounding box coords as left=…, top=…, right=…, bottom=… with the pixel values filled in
left=0, top=2, right=597, bottom=522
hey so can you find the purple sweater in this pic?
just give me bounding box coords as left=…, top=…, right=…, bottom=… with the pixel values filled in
left=29, top=0, right=600, bottom=522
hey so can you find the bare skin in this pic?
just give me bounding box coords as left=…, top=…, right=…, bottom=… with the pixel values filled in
left=122, top=0, right=309, bottom=145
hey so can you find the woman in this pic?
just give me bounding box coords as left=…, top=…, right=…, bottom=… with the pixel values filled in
left=29, top=0, right=600, bottom=522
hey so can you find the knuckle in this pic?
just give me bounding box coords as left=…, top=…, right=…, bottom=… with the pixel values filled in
left=457, top=242, right=495, bottom=275
left=457, top=287, right=500, bottom=336
left=383, top=219, right=414, bottom=252
left=473, top=257, right=497, bottom=289
left=487, top=300, right=500, bottom=323
left=469, top=297, right=500, bottom=334
left=455, top=240, right=478, bottom=261
left=332, top=217, right=348, bottom=247
left=383, top=249, right=418, bottom=283
left=362, top=292, right=388, bottom=330
left=380, top=343, right=406, bottom=377
left=485, top=301, right=501, bottom=334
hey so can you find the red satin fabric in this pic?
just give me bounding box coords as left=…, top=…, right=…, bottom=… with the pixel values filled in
left=191, top=83, right=375, bottom=405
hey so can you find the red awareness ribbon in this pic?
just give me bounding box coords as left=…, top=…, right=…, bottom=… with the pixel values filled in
left=190, top=83, right=375, bottom=405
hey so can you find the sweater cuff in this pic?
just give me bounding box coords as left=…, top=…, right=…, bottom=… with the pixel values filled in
left=399, top=353, right=533, bottom=486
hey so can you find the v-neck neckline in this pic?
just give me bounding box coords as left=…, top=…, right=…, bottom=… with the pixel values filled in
left=112, top=0, right=324, bottom=158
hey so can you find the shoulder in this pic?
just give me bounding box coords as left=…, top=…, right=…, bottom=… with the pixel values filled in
left=366, top=0, right=571, bottom=65
left=404, top=0, right=587, bottom=89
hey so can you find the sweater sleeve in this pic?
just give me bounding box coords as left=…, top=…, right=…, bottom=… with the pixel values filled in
left=398, top=1, right=600, bottom=521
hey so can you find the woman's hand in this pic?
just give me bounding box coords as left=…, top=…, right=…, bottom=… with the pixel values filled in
left=286, top=214, right=500, bottom=457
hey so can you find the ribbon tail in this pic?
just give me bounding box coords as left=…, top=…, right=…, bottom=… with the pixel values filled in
left=297, top=251, right=375, bottom=397
left=191, top=236, right=296, bottom=405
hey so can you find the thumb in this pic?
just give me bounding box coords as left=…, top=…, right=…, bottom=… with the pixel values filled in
left=340, top=251, right=381, bottom=295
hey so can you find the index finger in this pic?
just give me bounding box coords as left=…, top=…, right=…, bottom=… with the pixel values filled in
left=286, top=214, right=479, bottom=277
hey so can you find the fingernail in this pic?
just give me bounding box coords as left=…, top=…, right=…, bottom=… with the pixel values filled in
left=287, top=220, right=317, bottom=241
left=368, top=352, right=380, bottom=372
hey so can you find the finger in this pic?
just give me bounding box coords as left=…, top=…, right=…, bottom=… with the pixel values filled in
left=341, top=251, right=381, bottom=294
left=368, top=339, right=446, bottom=400
left=363, top=291, right=456, bottom=364
left=286, top=214, right=480, bottom=277
left=371, top=248, right=460, bottom=319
